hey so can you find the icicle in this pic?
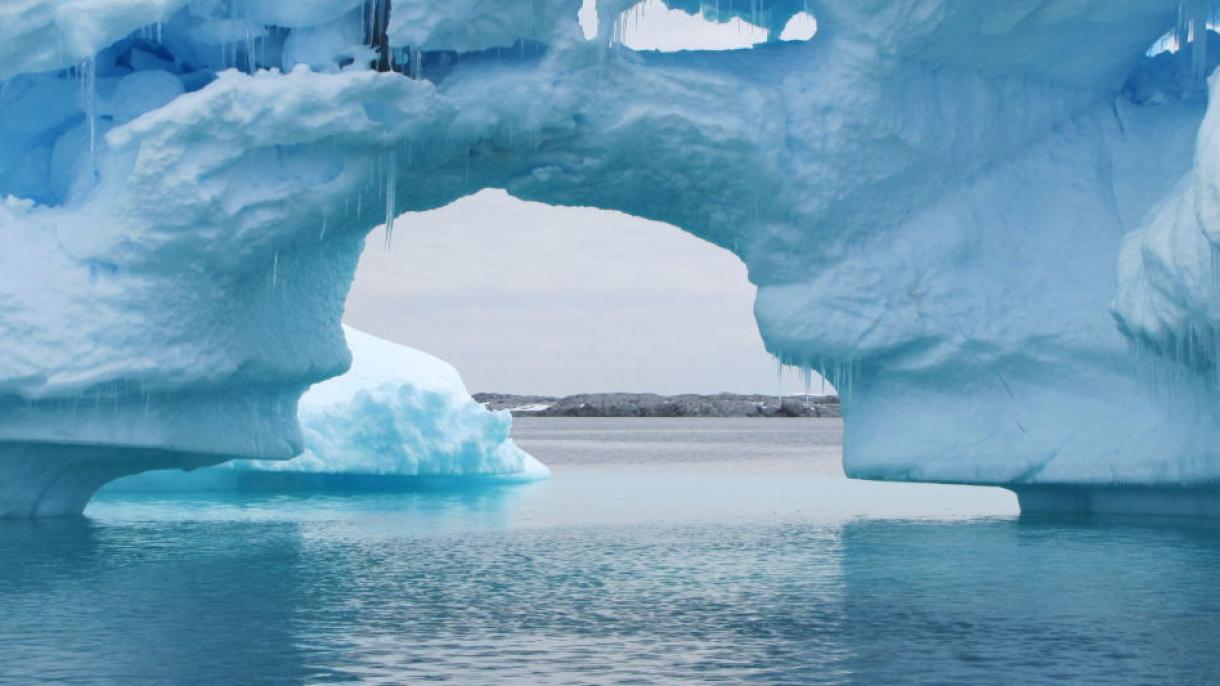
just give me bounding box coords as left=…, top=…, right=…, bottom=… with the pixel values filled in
left=1192, top=0, right=1209, bottom=79
left=365, top=0, right=374, bottom=45
left=271, top=250, right=279, bottom=287
left=80, top=57, right=97, bottom=176
left=1177, top=3, right=1189, bottom=52
left=775, top=358, right=784, bottom=405
left=410, top=47, right=423, bottom=79
left=1178, top=0, right=1212, bottom=78
left=245, top=27, right=258, bottom=73
left=319, top=211, right=328, bottom=242
left=384, top=151, right=398, bottom=250
left=610, top=8, right=625, bottom=48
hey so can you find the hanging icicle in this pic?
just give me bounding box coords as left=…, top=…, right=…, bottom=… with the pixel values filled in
left=775, top=357, right=784, bottom=405
left=365, top=0, right=394, bottom=72
left=80, top=57, right=97, bottom=176
left=384, top=150, right=398, bottom=250
left=1176, top=0, right=1214, bottom=79
left=410, top=46, right=423, bottom=80
left=1191, top=0, right=1210, bottom=79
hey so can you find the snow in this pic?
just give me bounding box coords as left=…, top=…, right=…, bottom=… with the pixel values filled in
left=105, top=326, right=547, bottom=492
left=4, top=0, right=1220, bottom=515
left=291, top=325, right=545, bottom=480
left=509, top=403, right=557, bottom=414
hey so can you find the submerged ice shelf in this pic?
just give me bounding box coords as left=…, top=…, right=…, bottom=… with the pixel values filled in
left=104, top=326, right=547, bottom=493
left=4, top=0, right=1220, bottom=515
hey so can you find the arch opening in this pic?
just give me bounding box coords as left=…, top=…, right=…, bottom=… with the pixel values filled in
left=345, top=189, right=835, bottom=408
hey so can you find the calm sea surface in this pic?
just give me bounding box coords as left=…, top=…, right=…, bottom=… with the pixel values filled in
left=3, top=417, right=1220, bottom=684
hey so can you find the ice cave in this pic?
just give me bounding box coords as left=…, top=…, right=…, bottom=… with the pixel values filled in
left=4, top=0, right=1220, bottom=516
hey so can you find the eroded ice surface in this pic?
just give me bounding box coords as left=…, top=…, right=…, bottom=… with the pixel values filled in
left=4, top=0, right=1220, bottom=515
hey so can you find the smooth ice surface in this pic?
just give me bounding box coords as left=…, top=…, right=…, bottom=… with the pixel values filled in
left=6, top=0, right=1220, bottom=514
left=106, top=326, right=547, bottom=491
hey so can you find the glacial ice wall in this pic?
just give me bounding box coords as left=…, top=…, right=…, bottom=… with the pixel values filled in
left=3, top=0, right=1220, bottom=515
left=105, top=325, right=547, bottom=492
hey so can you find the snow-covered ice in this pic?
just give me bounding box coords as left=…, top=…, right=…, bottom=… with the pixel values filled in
left=4, top=0, right=1220, bottom=515
left=105, top=326, right=547, bottom=492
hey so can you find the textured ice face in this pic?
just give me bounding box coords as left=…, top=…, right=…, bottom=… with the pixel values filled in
left=291, top=327, right=546, bottom=479
left=1114, top=68, right=1220, bottom=369
left=2, top=0, right=1219, bottom=515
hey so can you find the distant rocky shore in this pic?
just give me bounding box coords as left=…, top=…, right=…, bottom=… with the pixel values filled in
left=472, top=392, right=841, bottom=418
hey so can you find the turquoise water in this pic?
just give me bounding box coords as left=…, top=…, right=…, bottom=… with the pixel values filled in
left=3, top=418, right=1220, bottom=684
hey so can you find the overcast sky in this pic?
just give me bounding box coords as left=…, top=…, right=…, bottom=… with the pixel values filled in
left=346, top=192, right=832, bottom=396
left=344, top=6, right=822, bottom=396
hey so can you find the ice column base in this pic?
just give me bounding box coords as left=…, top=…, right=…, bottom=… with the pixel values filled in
left=1012, top=486, right=1220, bottom=519
left=0, top=442, right=224, bottom=518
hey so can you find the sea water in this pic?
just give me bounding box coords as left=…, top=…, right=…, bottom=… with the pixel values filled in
left=2, top=418, right=1219, bottom=684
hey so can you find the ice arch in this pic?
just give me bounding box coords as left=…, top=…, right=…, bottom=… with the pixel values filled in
left=3, top=0, right=1220, bottom=516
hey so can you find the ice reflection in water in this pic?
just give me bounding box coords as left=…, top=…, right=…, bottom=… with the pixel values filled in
left=2, top=419, right=1217, bottom=685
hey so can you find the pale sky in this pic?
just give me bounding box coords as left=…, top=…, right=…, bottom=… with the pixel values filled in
left=344, top=7, right=821, bottom=396
left=345, top=191, right=830, bottom=396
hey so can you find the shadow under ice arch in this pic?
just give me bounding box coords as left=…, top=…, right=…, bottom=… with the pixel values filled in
left=3, top=0, right=1220, bottom=516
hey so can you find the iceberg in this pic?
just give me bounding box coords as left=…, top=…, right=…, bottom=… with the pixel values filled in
left=4, top=0, right=1220, bottom=516
left=104, top=325, right=547, bottom=492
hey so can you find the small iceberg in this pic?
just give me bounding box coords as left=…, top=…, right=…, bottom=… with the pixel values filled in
left=106, top=326, right=548, bottom=492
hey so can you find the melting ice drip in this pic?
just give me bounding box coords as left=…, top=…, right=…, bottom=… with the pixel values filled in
left=1183, top=0, right=1212, bottom=77
left=79, top=57, right=97, bottom=177
left=1148, top=0, right=1218, bottom=79
left=384, top=150, right=397, bottom=249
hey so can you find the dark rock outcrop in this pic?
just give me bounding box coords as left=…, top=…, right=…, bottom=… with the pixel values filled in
left=472, top=392, right=841, bottom=418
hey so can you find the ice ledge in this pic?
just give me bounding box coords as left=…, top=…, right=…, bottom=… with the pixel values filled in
left=0, top=387, right=306, bottom=460
left=1013, top=485, right=1220, bottom=518
left=0, top=442, right=224, bottom=518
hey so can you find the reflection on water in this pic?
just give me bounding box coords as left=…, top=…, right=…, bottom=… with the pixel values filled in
left=2, top=418, right=1216, bottom=684
left=834, top=517, right=1220, bottom=685
left=0, top=517, right=312, bottom=684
